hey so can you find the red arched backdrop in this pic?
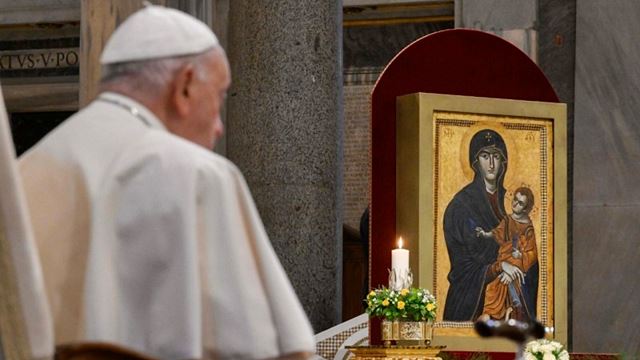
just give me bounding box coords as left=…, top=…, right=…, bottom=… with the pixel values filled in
left=369, top=28, right=559, bottom=344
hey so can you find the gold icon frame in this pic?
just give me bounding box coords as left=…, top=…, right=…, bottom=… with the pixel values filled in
left=396, top=93, right=567, bottom=351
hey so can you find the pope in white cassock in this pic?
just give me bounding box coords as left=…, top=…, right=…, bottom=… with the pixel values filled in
left=18, top=5, right=315, bottom=360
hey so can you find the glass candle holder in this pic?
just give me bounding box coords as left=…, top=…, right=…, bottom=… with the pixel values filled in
left=388, top=268, right=413, bottom=291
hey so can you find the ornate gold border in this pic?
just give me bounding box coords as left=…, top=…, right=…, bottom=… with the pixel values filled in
left=396, top=93, right=567, bottom=351
left=343, top=1, right=454, bottom=27
left=343, top=15, right=454, bottom=27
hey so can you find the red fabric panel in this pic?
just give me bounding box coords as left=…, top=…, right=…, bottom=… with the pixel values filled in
left=369, top=28, right=559, bottom=344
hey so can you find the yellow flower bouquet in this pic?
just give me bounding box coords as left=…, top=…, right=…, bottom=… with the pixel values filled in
left=365, top=287, right=437, bottom=321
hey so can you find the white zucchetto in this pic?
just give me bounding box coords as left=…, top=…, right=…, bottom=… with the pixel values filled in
left=100, top=5, right=219, bottom=65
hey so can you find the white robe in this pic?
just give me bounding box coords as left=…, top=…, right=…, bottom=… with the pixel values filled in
left=19, top=92, right=315, bottom=359
left=0, top=86, right=53, bottom=359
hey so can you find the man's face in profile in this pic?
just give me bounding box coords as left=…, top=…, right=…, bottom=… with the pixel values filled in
left=187, top=49, right=231, bottom=149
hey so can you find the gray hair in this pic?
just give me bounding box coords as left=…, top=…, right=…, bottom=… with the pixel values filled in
left=100, top=52, right=210, bottom=94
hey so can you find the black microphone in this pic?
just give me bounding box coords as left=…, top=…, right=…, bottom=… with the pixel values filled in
left=474, top=315, right=545, bottom=343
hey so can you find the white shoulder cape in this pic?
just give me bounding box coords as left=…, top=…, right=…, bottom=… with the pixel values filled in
left=19, top=93, right=315, bottom=359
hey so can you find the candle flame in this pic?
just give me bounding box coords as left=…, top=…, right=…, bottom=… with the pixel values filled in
left=398, top=237, right=403, bottom=249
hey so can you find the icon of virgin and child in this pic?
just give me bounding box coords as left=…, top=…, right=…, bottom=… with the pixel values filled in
left=442, top=129, right=539, bottom=322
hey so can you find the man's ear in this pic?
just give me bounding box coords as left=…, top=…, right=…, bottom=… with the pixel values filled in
left=172, top=64, right=195, bottom=118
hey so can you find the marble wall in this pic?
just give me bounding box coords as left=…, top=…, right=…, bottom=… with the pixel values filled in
left=573, top=1, right=640, bottom=354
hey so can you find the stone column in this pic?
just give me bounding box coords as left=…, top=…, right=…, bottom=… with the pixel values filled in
left=210, top=0, right=228, bottom=156
left=226, top=1, right=343, bottom=331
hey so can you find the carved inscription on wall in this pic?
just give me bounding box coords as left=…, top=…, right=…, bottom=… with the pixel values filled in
left=0, top=49, right=78, bottom=69
left=0, top=38, right=79, bottom=78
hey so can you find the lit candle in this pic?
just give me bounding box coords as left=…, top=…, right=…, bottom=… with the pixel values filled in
left=391, top=237, right=409, bottom=272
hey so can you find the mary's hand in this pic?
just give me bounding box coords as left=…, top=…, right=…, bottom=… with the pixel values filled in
left=500, top=261, right=525, bottom=284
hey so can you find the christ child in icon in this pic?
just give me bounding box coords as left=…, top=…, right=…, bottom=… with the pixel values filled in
left=475, top=186, right=538, bottom=321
